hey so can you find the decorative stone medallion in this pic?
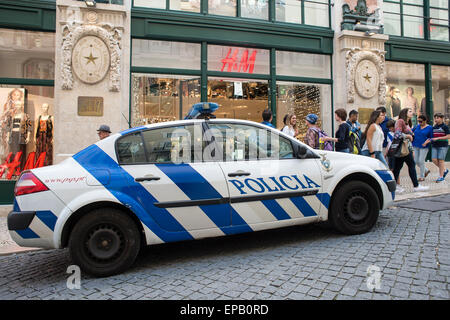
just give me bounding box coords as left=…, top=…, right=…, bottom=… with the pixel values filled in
left=354, top=59, right=379, bottom=99
left=72, top=35, right=110, bottom=84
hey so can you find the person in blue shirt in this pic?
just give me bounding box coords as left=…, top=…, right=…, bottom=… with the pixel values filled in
left=261, top=109, right=275, bottom=128
left=346, top=109, right=362, bottom=139
left=412, top=115, right=433, bottom=181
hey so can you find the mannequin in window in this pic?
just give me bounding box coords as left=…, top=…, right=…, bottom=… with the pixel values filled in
left=35, top=103, right=53, bottom=166
left=5, top=95, right=32, bottom=171
left=1, top=89, right=24, bottom=161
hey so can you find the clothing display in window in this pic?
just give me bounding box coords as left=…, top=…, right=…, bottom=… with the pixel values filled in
left=35, top=103, right=53, bottom=166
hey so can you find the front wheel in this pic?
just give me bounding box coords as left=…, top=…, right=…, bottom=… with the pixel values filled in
left=69, top=208, right=141, bottom=277
left=329, top=181, right=380, bottom=235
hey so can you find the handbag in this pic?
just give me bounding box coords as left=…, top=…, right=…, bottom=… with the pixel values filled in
left=399, top=139, right=410, bottom=157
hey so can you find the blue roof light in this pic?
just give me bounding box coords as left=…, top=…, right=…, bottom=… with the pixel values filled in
left=184, top=102, right=219, bottom=120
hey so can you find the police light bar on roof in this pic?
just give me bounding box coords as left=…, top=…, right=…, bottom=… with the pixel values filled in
left=184, top=102, right=219, bottom=120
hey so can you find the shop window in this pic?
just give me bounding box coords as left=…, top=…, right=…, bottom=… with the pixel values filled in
left=241, top=0, right=269, bottom=20
left=304, top=0, right=329, bottom=27
left=170, top=0, right=201, bottom=12
left=430, top=0, right=449, bottom=41
left=0, top=86, right=54, bottom=180
left=276, top=82, right=332, bottom=141
left=131, top=74, right=201, bottom=127
left=208, top=78, right=269, bottom=122
left=209, top=0, right=237, bottom=16
left=208, top=45, right=270, bottom=75
left=276, top=51, right=331, bottom=79
left=385, top=61, right=426, bottom=124
left=276, top=0, right=302, bottom=24
left=134, top=0, right=166, bottom=9
left=0, top=29, right=55, bottom=79
left=132, top=40, right=201, bottom=70
left=431, top=65, right=450, bottom=125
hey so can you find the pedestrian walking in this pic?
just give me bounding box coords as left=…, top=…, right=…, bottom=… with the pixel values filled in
left=360, top=110, right=388, bottom=167
left=281, top=114, right=298, bottom=138
left=304, top=114, right=320, bottom=149
left=376, top=106, right=392, bottom=154
left=321, top=108, right=350, bottom=153
left=392, top=108, right=429, bottom=193
left=261, top=109, right=275, bottom=128
left=423, top=113, right=450, bottom=183
left=346, top=109, right=362, bottom=139
left=412, top=114, right=433, bottom=181
left=384, top=119, right=396, bottom=171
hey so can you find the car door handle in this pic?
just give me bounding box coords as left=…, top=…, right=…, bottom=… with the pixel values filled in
left=135, top=175, right=160, bottom=182
left=228, top=171, right=251, bottom=177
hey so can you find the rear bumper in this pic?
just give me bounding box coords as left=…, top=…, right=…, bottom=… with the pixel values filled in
left=8, top=211, right=36, bottom=231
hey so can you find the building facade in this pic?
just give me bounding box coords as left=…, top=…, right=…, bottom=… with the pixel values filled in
left=0, top=0, right=449, bottom=204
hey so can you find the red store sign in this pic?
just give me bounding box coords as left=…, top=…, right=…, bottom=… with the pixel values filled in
left=221, top=48, right=258, bottom=74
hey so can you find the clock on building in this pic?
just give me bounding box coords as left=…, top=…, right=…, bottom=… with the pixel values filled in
left=72, top=35, right=110, bottom=84
left=354, top=59, right=379, bottom=99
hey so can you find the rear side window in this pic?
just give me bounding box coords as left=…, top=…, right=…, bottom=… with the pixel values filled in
left=116, top=132, right=147, bottom=164
left=141, top=124, right=203, bottom=163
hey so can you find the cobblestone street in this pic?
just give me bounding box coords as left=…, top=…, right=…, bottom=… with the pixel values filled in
left=0, top=195, right=449, bottom=300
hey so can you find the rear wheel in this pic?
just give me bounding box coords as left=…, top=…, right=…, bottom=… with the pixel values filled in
left=69, top=208, right=141, bottom=277
left=329, top=181, right=380, bottom=235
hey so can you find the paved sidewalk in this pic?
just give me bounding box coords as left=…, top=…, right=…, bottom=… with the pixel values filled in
left=0, top=161, right=448, bottom=256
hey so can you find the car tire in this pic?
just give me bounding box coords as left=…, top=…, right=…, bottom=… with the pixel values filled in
left=329, top=181, right=380, bottom=235
left=69, top=208, right=141, bottom=277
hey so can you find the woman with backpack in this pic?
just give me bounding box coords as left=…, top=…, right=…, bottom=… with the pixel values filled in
left=392, top=108, right=429, bottom=193
left=360, top=110, right=388, bottom=167
left=321, top=108, right=350, bottom=152
left=303, top=114, right=332, bottom=150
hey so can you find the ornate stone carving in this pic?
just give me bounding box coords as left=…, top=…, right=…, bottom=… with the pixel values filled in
left=61, top=22, right=122, bottom=91
left=346, top=47, right=386, bottom=105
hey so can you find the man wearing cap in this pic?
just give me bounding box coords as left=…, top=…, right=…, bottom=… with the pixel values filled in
left=97, top=124, right=111, bottom=140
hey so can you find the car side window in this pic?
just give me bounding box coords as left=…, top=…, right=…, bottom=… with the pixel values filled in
left=141, top=124, right=203, bottom=163
left=207, top=123, right=294, bottom=161
left=116, top=132, right=147, bottom=164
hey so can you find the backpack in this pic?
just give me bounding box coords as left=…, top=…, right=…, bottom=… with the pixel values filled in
left=312, top=128, right=333, bottom=151
left=346, top=123, right=361, bottom=154
left=387, top=132, right=409, bottom=158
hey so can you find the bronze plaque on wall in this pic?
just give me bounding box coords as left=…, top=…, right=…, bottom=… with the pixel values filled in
left=78, top=96, right=104, bottom=116
left=358, top=107, right=375, bottom=124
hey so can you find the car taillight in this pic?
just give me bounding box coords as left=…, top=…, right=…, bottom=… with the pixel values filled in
left=14, top=171, right=49, bottom=196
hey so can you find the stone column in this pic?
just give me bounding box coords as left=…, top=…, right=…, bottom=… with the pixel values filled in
left=332, top=0, right=389, bottom=126
left=54, top=0, right=130, bottom=163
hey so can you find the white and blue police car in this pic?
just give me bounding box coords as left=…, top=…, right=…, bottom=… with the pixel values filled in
left=8, top=103, right=396, bottom=277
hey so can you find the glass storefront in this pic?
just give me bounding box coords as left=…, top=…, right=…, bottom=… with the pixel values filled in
left=385, top=61, right=426, bottom=124
left=208, top=78, right=269, bottom=121
left=0, top=28, right=55, bottom=181
left=431, top=65, right=450, bottom=125
left=276, top=82, right=332, bottom=138
left=0, top=28, right=55, bottom=79
left=0, top=85, right=54, bottom=180
left=131, top=74, right=201, bottom=126
left=276, top=50, right=331, bottom=78
left=208, top=45, right=270, bottom=75
left=132, top=39, right=201, bottom=70
left=132, top=0, right=331, bottom=27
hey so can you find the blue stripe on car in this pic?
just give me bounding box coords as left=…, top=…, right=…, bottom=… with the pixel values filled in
left=35, top=211, right=58, bottom=231
left=261, top=199, right=291, bottom=220
left=155, top=163, right=253, bottom=234
left=290, top=196, right=317, bottom=217
left=73, top=144, right=194, bottom=243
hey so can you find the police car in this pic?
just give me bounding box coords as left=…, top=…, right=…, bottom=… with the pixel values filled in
left=8, top=103, right=396, bottom=277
